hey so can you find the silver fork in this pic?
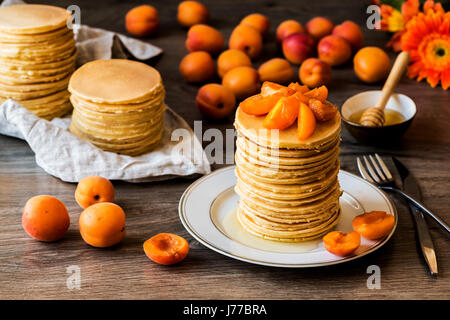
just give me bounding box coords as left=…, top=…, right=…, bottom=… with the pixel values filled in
left=357, top=154, right=450, bottom=234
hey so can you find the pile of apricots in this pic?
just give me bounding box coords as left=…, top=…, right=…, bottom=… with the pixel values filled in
left=323, top=211, right=395, bottom=256
left=22, top=176, right=189, bottom=266
left=124, top=1, right=392, bottom=120
left=240, top=81, right=337, bottom=140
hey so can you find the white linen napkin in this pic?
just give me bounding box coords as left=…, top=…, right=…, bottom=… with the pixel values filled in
left=0, top=0, right=211, bottom=182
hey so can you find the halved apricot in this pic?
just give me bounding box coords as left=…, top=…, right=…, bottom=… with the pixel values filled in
left=304, top=85, right=328, bottom=102
left=239, top=94, right=281, bottom=116
left=323, top=231, right=361, bottom=256
left=260, top=81, right=296, bottom=97
left=263, top=95, right=299, bottom=130
left=297, top=102, right=316, bottom=140
left=352, top=211, right=395, bottom=240
left=143, top=233, right=189, bottom=265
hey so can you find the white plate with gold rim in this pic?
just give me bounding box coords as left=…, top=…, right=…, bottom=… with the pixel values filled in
left=179, top=166, right=397, bottom=268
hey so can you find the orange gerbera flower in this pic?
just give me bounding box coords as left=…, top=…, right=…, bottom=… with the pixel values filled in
left=401, top=3, right=450, bottom=89
left=379, top=0, right=420, bottom=50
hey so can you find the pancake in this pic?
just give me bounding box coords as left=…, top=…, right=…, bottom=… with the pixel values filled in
left=237, top=133, right=340, bottom=159
left=237, top=206, right=341, bottom=242
left=0, top=27, right=70, bottom=43
left=69, top=59, right=164, bottom=104
left=68, top=59, right=166, bottom=156
left=235, top=180, right=341, bottom=208
left=0, top=4, right=76, bottom=119
left=0, top=5, right=70, bottom=34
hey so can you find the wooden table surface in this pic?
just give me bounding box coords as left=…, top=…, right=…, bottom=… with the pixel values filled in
left=0, top=0, right=448, bottom=300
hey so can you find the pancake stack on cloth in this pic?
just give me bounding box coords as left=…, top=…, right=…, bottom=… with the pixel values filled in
left=0, top=4, right=76, bottom=119
left=69, top=59, right=165, bottom=156
left=234, top=107, right=342, bottom=242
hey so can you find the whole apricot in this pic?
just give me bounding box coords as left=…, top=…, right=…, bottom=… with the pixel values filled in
left=177, top=1, right=209, bottom=27
left=179, top=51, right=216, bottom=83
left=222, top=66, right=260, bottom=100
left=353, top=47, right=391, bottom=83
left=282, top=33, right=315, bottom=64
left=144, top=233, right=189, bottom=265
left=22, top=195, right=70, bottom=242
left=125, top=5, right=159, bottom=37
left=333, top=20, right=364, bottom=51
left=79, top=202, right=126, bottom=248
left=306, top=17, right=334, bottom=40
left=196, top=84, right=236, bottom=119
left=217, top=49, right=252, bottom=78
left=258, top=58, right=294, bottom=84
left=228, top=24, right=263, bottom=60
left=240, top=13, right=270, bottom=38
left=186, top=24, right=224, bottom=55
left=299, top=58, right=331, bottom=88
left=318, top=35, right=352, bottom=66
left=75, top=176, right=115, bottom=209
left=276, top=20, right=305, bottom=43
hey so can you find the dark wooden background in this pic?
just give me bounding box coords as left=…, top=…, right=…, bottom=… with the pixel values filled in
left=0, top=0, right=448, bottom=299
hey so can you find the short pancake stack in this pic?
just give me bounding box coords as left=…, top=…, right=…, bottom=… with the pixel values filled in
left=234, top=107, right=342, bottom=242
left=0, top=4, right=76, bottom=119
left=69, top=59, right=165, bottom=156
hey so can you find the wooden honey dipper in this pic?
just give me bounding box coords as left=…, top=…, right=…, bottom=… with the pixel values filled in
left=360, top=51, right=410, bottom=127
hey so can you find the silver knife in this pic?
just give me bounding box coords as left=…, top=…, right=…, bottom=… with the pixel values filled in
left=392, top=157, right=438, bottom=276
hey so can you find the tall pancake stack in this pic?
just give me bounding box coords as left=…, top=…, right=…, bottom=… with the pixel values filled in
left=0, top=4, right=76, bottom=119
left=234, top=107, right=342, bottom=242
left=69, top=59, right=165, bottom=156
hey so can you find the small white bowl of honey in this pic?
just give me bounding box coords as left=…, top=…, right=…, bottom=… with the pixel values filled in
left=340, top=90, right=416, bottom=144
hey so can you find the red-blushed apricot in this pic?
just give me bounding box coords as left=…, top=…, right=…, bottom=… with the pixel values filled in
left=323, top=231, right=361, bottom=256
left=75, top=176, right=115, bottom=209
left=79, top=202, right=126, bottom=248
left=258, top=58, right=294, bottom=84
left=318, top=35, right=352, bottom=66
left=276, top=20, right=305, bottom=43
left=125, top=5, right=159, bottom=37
left=186, top=24, right=224, bottom=54
left=179, top=51, right=216, bottom=83
left=144, top=233, right=189, bottom=265
left=196, top=83, right=236, bottom=119
left=299, top=58, right=332, bottom=88
left=177, top=1, right=209, bottom=27
left=222, top=66, right=260, bottom=100
left=228, top=24, right=263, bottom=59
left=282, top=33, right=315, bottom=65
left=306, top=17, right=334, bottom=40
left=22, top=195, right=70, bottom=242
left=240, top=13, right=270, bottom=38
left=332, top=20, right=364, bottom=51
left=352, top=211, right=395, bottom=240
left=217, top=49, right=252, bottom=78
